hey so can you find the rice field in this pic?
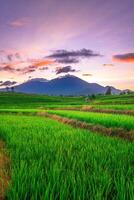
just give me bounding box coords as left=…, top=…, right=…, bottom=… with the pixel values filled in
left=0, top=92, right=87, bottom=109
left=0, top=92, right=134, bottom=109
left=92, top=104, right=134, bottom=111
left=0, top=92, right=134, bottom=199
left=48, top=110, right=134, bottom=131
left=93, top=94, right=134, bottom=105
left=0, top=115, right=134, bottom=200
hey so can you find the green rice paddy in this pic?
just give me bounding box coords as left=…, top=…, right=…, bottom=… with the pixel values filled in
left=0, top=92, right=134, bottom=199
left=0, top=115, right=134, bottom=200
left=48, top=110, right=134, bottom=131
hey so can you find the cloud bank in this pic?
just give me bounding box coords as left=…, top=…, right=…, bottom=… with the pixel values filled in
left=0, top=48, right=102, bottom=77
left=113, top=53, right=134, bottom=63
left=47, top=49, right=102, bottom=64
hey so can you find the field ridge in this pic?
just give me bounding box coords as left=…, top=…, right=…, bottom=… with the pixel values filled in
left=40, top=112, right=134, bottom=141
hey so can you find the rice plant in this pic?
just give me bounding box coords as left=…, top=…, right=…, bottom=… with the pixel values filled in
left=0, top=115, right=133, bottom=200
left=48, top=110, right=134, bottom=131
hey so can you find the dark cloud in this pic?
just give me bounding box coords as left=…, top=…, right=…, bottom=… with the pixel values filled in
left=0, top=50, right=22, bottom=63
left=4, top=65, right=14, bottom=72
left=24, top=68, right=36, bottom=74
left=19, top=66, right=36, bottom=74
left=82, top=73, right=92, bottom=76
left=0, top=53, right=52, bottom=76
left=7, top=54, right=14, bottom=62
left=7, top=53, right=21, bottom=62
left=0, top=64, right=35, bottom=74
left=113, top=53, right=134, bottom=63
left=47, top=49, right=102, bottom=64
left=0, top=81, right=17, bottom=87
left=0, top=65, right=15, bottom=73
left=103, top=64, right=114, bottom=67
left=0, top=62, right=49, bottom=75
left=55, top=66, right=76, bottom=74
left=21, top=65, right=49, bottom=74
left=39, top=67, right=49, bottom=71
left=56, top=57, right=79, bottom=64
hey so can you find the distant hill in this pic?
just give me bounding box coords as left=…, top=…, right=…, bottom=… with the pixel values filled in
left=2, top=75, right=121, bottom=95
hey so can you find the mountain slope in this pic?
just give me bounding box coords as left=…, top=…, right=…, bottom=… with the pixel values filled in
left=12, top=75, right=121, bottom=95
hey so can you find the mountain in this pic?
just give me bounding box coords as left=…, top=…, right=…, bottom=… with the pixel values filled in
left=5, top=75, right=121, bottom=95
left=26, top=78, right=48, bottom=82
left=105, top=86, right=121, bottom=95
left=122, top=89, right=133, bottom=94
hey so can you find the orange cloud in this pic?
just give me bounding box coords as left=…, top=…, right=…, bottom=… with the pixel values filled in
left=113, top=53, right=134, bottom=63
left=34, top=59, right=54, bottom=67
left=0, top=51, right=55, bottom=75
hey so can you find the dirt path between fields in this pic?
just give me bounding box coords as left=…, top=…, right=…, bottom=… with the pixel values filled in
left=0, top=140, right=10, bottom=200
left=39, top=112, right=134, bottom=142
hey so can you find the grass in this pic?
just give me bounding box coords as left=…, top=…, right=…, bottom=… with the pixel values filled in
left=0, top=92, right=86, bottom=109
left=0, top=92, right=134, bottom=110
left=0, top=108, right=38, bottom=114
left=48, top=110, right=134, bottom=131
left=0, top=92, right=134, bottom=199
left=42, top=113, right=134, bottom=141
left=93, top=98, right=134, bottom=105
left=93, top=104, right=134, bottom=111
left=93, top=94, right=134, bottom=105
left=0, top=115, right=133, bottom=199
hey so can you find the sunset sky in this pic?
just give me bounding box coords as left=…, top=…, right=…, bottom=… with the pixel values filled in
left=0, top=0, right=134, bottom=89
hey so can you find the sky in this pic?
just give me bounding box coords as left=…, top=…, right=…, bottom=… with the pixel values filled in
left=0, top=0, right=134, bottom=89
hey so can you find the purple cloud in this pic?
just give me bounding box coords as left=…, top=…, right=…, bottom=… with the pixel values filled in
left=47, top=49, right=102, bottom=64
left=55, top=66, right=76, bottom=74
